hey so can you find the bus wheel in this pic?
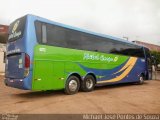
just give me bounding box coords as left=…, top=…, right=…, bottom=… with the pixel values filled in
left=138, top=74, right=144, bottom=85
left=81, top=75, right=95, bottom=92
left=65, top=76, right=80, bottom=95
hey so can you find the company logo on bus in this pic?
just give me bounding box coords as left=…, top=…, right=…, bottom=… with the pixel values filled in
left=8, top=20, right=22, bottom=40
left=83, top=53, right=119, bottom=63
left=12, top=20, right=20, bottom=33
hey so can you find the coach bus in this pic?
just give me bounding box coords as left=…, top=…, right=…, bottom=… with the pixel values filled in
left=5, top=14, right=152, bottom=94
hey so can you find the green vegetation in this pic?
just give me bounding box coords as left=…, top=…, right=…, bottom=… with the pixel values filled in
left=150, top=51, right=160, bottom=65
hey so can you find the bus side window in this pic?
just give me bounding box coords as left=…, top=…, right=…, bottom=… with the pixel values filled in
left=42, top=24, right=47, bottom=44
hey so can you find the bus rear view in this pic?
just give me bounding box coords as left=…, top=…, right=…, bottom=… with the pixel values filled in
left=5, top=15, right=32, bottom=90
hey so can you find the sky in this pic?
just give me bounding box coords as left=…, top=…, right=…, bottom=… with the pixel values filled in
left=0, top=0, right=160, bottom=45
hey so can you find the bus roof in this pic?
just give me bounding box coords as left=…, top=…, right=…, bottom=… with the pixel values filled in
left=27, top=14, right=142, bottom=47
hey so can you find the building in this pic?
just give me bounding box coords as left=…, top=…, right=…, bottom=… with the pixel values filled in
left=133, top=41, right=160, bottom=52
left=0, top=25, right=8, bottom=73
left=0, top=25, right=8, bottom=43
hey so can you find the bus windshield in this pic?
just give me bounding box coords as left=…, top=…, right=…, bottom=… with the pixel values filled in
left=8, top=16, right=26, bottom=42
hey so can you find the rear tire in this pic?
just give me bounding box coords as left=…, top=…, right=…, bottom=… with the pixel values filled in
left=64, top=76, right=80, bottom=95
left=81, top=75, right=95, bottom=92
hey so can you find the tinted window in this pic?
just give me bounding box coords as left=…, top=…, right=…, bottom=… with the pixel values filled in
left=42, top=24, right=47, bottom=43
left=47, top=24, right=67, bottom=47
left=65, top=28, right=80, bottom=49
left=35, top=21, right=42, bottom=42
left=8, top=16, right=26, bottom=42
left=35, top=21, right=145, bottom=58
left=80, top=33, right=108, bottom=52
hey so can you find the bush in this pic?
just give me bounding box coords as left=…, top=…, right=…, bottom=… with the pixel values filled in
left=150, top=51, right=160, bottom=65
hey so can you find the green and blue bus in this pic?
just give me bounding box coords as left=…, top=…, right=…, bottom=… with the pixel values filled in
left=5, top=14, right=152, bottom=94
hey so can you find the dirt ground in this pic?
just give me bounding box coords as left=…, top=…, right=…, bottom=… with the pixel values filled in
left=0, top=73, right=160, bottom=114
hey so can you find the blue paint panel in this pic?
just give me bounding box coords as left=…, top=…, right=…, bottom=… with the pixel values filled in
left=78, top=58, right=129, bottom=81
left=110, top=58, right=146, bottom=83
left=99, top=67, right=128, bottom=81
left=78, top=58, right=146, bottom=85
left=78, top=58, right=129, bottom=76
left=5, top=15, right=38, bottom=90
left=22, top=15, right=38, bottom=89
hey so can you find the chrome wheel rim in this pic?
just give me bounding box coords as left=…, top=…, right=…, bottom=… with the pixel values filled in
left=86, top=78, right=93, bottom=89
left=140, top=76, right=144, bottom=83
left=69, top=80, right=78, bottom=92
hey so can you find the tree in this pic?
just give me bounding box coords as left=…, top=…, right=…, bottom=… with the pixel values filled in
left=150, top=51, right=160, bottom=65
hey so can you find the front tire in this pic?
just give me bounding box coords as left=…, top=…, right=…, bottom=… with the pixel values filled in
left=81, top=75, right=95, bottom=92
left=138, top=74, right=144, bottom=85
left=64, top=76, right=80, bottom=95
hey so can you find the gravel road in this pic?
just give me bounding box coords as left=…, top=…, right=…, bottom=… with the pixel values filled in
left=0, top=75, right=160, bottom=114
